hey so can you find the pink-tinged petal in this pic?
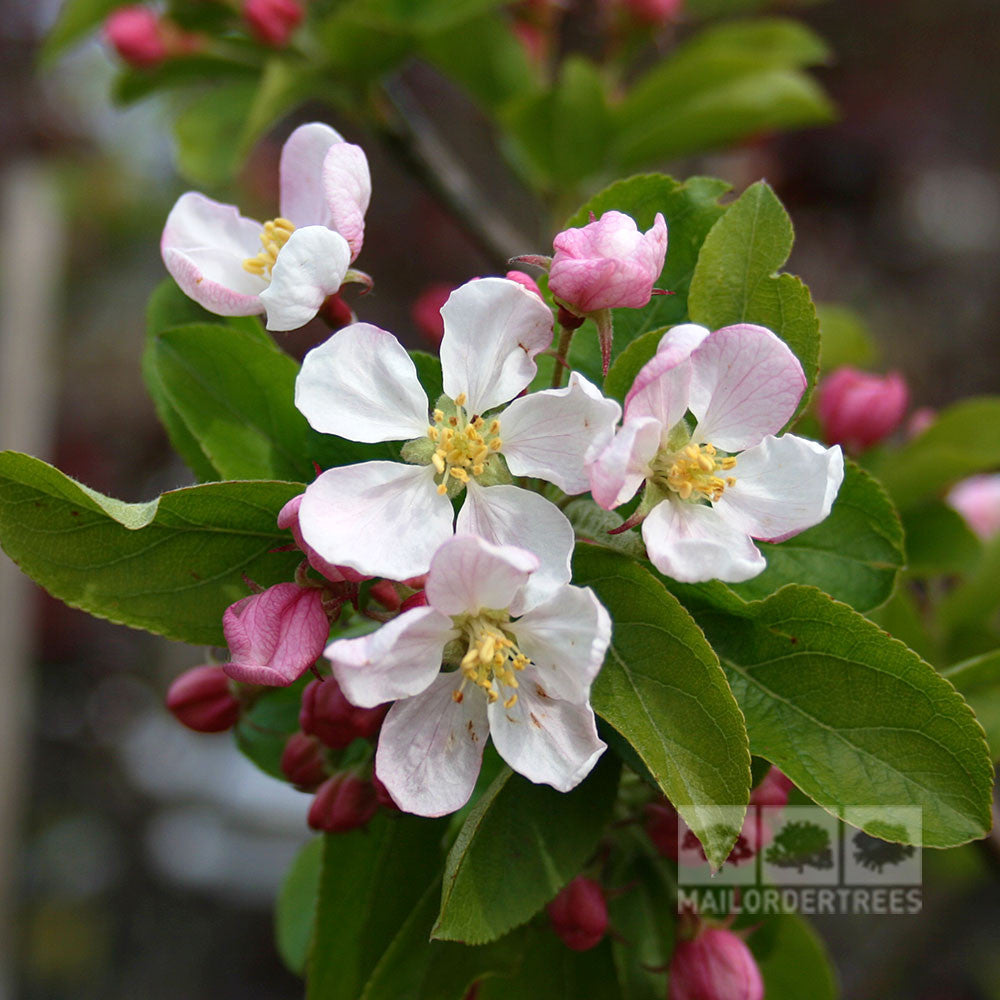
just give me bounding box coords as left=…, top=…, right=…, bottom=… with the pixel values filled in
left=586, top=416, right=661, bottom=510
left=654, top=322, right=712, bottom=359
left=322, top=141, right=371, bottom=262
left=948, top=474, right=1000, bottom=541
left=296, top=323, right=430, bottom=442
left=161, top=192, right=266, bottom=315
left=299, top=462, right=453, bottom=580
left=326, top=606, right=456, bottom=707
left=259, top=225, right=351, bottom=331
left=376, top=673, right=489, bottom=816
left=278, top=122, right=345, bottom=227
left=488, top=680, right=605, bottom=792
left=714, top=435, right=845, bottom=543
left=642, top=498, right=766, bottom=583
left=501, top=373, right=622, bottom=495
left=689, top=324, right=806, bottom=451
left=458, top=482, right=574, bottom=614
left=440, top=278, right=554, bottom=414
left=509, top=585, right=611, bottom=705
left=424, top=534, right=538, bottom=617
left=623, top=325, right=708, bottom=426
left=277, top=494, right=350, bottom=582
left=222, top=583, right=328, bottom=686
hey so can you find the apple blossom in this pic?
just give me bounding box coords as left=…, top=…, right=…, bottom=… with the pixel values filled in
left=947, top=474, right=1000, bottom=540
left=295, top=277, right=621, bottom=600
left=816, top=366, right=909, bottom=452
left=587, top=323, right=844, bottom=583
left=324, top=534, right=610, bottom=817
left=161, top=122, right=370, bottom=331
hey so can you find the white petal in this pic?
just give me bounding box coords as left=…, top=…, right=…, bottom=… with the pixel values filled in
left=501, top=373, right=622, bottom=495
left=299, top=462, right=454, bottom=580
left=655, top=323, right=711, bottom=359
left=296, top=323, right=430, bottom=442
left=376, top=673, right=489, bottom=817
left=623, top=324, right=708, bottom=426
left=260, top=226, right=351, bottom=332
left=326, top=606, right=456, bottom=707
left=278, top=122, right=345, bottom=228
left=322, top=141, right=371, bottom=262
left=714, top=435, right=845, bottom=543
left=641, top=497, right=766, bottom=583
left=487, top=680, right=605, bottom=792
left=689, top=324, right=806, bottom=451
left=457, top=482, right=574, bottom=614
left=586, top=415, right=662, bottom=510
left=440, top=278, right=554, bottom=414
left=424, top=534, right=538, bottom=617
left=509, top=585, right=611, bottom=705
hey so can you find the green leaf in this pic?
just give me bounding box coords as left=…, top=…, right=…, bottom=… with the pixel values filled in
left=748, top=915, right=838, bottom=1000
left=695, top=585, right=995, bottom=847
left=276, top=837, right=323, bottom=976
left=433, top=754, right=621, bottom=945
left=728, top=461, right=904, bottom=612
left=938, top=533, right=1000, bottom=635
left=563, top=500, right=646, bottom=560
left=146, top=278, right=268, bottom=342
left=867, top=585, right=938, bottom=665
left=173, top=80, right=258, bottom=186
left=42, top=0, right=127, bottom=63
left=235, top=678, right=309, bottom=779
left=572, top=546, right=751, bottom=868
left=688, top=180, right=821, bottom=409
left=901, top=500, right=982, bottom=576
left=307, top=814, right=448, bottom=1000
left=604, top=329, right=665, bottom=403
left=943, top=651, right=1000, bottom=760
left=0, top=452, right=301, bottom=645
left=867, top=397, right=1000, bottom=509
left=817, top=303, right=878, bottom=373
left=112, top=55, right=261, bottom=107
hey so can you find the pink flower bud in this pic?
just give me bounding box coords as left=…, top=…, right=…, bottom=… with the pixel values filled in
left=105, top=6, right=169, bottom=68
left=243, top=0, right=304, bottom=47
left=166, top=665, right=240, bottom=733
left=372, top=773, right=400, bottom=811
left=319, top=292, right=356, bottom=330
left=646, top=801, right=763, bottom=867
left=948, top=474, right=1000, bottom=541
left=750, top=766, right=794, bottom=809
left=549, top=210, right=667, bottom=314
left=299, top=677, right=389, bottom=749
left=308, top=772, right=378, bottom=832
left=281, top=732, right=327, bottom=789
left=815, top=367, right=909, bottom=453
left=411, top=283, right=453, bottom=346
left=222, top=583, right=329, bottom=687
left=546, top=876, right=608, bottom=951
left=668, top=927, right=763, bottom=1000
left=369, top=579, right=402, bottom=611
left=622, top=0, right=683, bottom=25
left=504, top=270, right=543, bottom=298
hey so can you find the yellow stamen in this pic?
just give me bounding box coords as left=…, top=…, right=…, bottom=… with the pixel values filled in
left=242, top=218, right=295, bottom=277
left=425, top=399, right=504, bottom=494
left=660, top=441, right=737, bottom=503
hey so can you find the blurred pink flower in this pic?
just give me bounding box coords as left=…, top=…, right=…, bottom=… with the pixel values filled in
left=816, top=367, right=909, bottom=453
left=947, top=475, right=1000, bottom=541
left=243, top=0, right=304, bottom=47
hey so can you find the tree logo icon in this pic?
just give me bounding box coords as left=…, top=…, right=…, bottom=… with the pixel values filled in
left=765, top=820, right=834, bottom=873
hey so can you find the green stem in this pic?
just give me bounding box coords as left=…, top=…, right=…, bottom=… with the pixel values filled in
left=550, top=324, right=576, bottom=389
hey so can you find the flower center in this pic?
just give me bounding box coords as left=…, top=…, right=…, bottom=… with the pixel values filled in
left=453, top=613, right=528, bottom=708
left=653, top=441, right=736, bottom=503
left=242, top=217, right=296, bottom=278
left=427, top=393, right=503, bottom=496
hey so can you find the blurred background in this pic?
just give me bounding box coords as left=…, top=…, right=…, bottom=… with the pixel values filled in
left=1, top=0, right=999, bottom=997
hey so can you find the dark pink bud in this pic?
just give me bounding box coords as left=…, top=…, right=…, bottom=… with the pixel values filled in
left=751, top=767, right=794, bottom=809
left=372, top=773, right=400, bottom=811
left=504, top=270, right=543, bottom=298
left=299, top=677, right=388, bottom=749
left=369, top=579, right=401, bottom=611
left=243, top=0, right=304, bottom=46
left=816, top=367, right=909, bottom=453
left=222, top=583, right=329, bottom=687
left=411, top=282, right=453, bottom=346
left=668, top=927, right=763, bottom=1000
left=319, top=292, right=355, bottom=330
left=166, top=665, right=240, bottom=733
left=546, top=876, right=608, bottom=951
left=105, top=6, right=169, bottom=68
left=308, top=772, right=378, bottom=832
left=622, top=0, right=683, bottom=25
left=280, top=732, right=327, bottom=789
left=399, top=589, right=428, bottom=612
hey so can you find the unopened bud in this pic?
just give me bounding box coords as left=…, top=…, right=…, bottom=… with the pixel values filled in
left=300, top=677, right=388, bottom=749
left=243, top=0, right=304, bottom=47
left=166, top=665, right=240, bottom=733
left=816, top=367, right=909, bottom=453
left=372, top=773, right=399, bottom=811
left=307, top=772, right=378, bottom=832
left=622, top=0, right=684, bottom=25
left=411, top=283, right=453, bottom=346
left=751, top=766, right=794, bottom=809
left=504, top=270, right=543, bottom=299
left=546, top=876, right=608, bottom=951
left=646, top=800, right=762, bottom=867
left=105, top=6, right=169, bottom=68
left=668, top=927, right=763, bottom=1000
left=319, top=292, right=355, bottom=330
left=369, top=579, right=401, bottom=611
left=280, top=732, right=327, bottom=790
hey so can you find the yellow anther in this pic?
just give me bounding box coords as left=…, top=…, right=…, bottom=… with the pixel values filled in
left=454, top=393, right=467, bottom=407
left=425, top=401, right=503, bottom=494
left=432, top=453, right=446, bottom=474
left=489, top=419, right=501, bottom=434
left=661, top=441, right=737, bottom=503
left=437, top=483, right=448, bottom=495
left=452, top=689, right=464, bottom=703
left=504, top=693, right=518, bottom=709
left=242, top=218, right=296, bottom=277
left=433, top=409, right=444, bottom=423
left=450, top=467, right=470, bottom=484
left=489, top=439, right=502, bottom=451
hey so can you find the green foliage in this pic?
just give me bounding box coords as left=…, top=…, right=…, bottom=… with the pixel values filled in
left=748, top=915, right=838, bottom=1000
left=276, top=837, right=323, bottom=976
left=696, top=586, right=994, bottom=848
left=173, top=80, right=259, bottom=187
left=433, top=755, right=620, bottom=944
left=816, top=303, right=879, bottom=373
left=572, top=546, right=751, bottom=869
left=943, top=651, right=1000, bottom=760
left=41, top=0, right=127, bottom=63
left=603, top=328, right=666, bottom=403
left=235, top=679, right=309, bottom=779
left=0, top=452, right=301, bottom=645
left=688, top=180, right=821, bottom=410
left=901, top=500, right=982, bottom=576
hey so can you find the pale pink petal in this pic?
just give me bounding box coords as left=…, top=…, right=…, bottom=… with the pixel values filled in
left=623, top=324, right=709, bottom=426
left=278, top=122, right=345, bottom=228
left=440, top=278, right=554, bottom=415
left=586, top=415, right=662, bottom=510
left=376, top=673, right=489, bottom=816
left=948, top=474, right=1000, bottom=541
left=500, top=373, right=622, bottom=494
left=654, top=322, right=712, bottom=358
left=487, top=679, right=605, bottom=792
left=259, top=226, right=351, bottom=331
left=641, top=498, right=766, bottom=583
left=299, top=462, right=453, bottom=581
left=508, top=585, right=611, bottom=705
left=326, top=606, right=456, bottom=707
left=689, top=324, right=806, bottom=451
left=714, top=435, right=844, bottom=543
left=322, top=142, right=371, bottom=262
left=457, top=482, right=574, bottom=614
left=161, top=192, right=266, bottom=315
left=424, top=534, right=538, bottom=617
left=295, top=323, right=430, bottom=442
left=277, top=494, right=350, bottom=582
